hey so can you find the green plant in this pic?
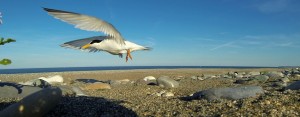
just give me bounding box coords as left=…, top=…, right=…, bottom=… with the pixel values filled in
left=0, top=37, right=16, bottom=65
left=1, top=12, right=16, bottom=65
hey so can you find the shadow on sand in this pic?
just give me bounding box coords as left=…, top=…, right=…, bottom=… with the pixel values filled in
left=45, top=96, right=138, bottom=117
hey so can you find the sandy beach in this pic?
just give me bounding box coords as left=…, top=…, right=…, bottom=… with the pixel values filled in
left=1, top=68, right=300, bottom=116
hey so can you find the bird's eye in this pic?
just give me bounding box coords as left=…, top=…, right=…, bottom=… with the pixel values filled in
left=90, top=40, right=102, bottom=44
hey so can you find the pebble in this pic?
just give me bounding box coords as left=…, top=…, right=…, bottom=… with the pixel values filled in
left=161, top=92, right=175, bottom=97
left=285, top=80, right=300, bottom=90
left=157, top=76, right=179, bottom=88
left=143, top=76, right=156, bottom=81
left=192, top=86, right=264, bottom=100
left=82, top=83, right=111, bottom=90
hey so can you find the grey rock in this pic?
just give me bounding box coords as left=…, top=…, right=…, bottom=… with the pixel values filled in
left=285, top=80, right=300, bottom=90
left=252, top=75, right=269, bottom=83
left=0, top=82, right=43, bottom=98
left=157, top=76, right=179, bottom=88
left=0, top=87, right=62, bottom=117
left=192, top=86, right=264, bottom=100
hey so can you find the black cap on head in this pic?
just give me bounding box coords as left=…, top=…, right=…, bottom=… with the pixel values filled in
left=90, top=40, right=102, bottom=44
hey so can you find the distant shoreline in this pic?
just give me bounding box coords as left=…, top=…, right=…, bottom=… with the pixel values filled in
left=0, top=66, right=280, bottom=74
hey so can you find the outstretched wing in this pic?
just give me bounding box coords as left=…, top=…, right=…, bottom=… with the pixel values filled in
left=60, top=36, right=108, bottom=52
left=44, top=8, right=125, bottom=44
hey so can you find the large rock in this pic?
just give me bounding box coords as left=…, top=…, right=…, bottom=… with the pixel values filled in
left=285, top=80, right=300, bottom=90
left=82, top=83, right=111, bottom=90
left=157, top=76, right=179, bottom=88
left=0, top=87, right=62, bottom=117
left=0, top=82, right=43, bottom=98
left=192, top=86, right=264, bottom=100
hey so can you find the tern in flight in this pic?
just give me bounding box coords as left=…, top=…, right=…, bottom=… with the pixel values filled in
left=44, top=8, right=151, bottom=62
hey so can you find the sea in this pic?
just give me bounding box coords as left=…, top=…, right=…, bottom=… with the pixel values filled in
left=0, top=66, right=278, bottom=74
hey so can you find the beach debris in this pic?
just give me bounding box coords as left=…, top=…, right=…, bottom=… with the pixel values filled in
left=157, top=76, right=179, bottom=88
left=38, top=75, right=64, bottom=84
left=0, top=87, right=62, bottom=117
left=0, top=82, right=42, bottom=98
left=285, top=80, right=300, bottom=90
left=82, top=83, right=111, bottom=90
left=192, top=86, right=264, bottom=100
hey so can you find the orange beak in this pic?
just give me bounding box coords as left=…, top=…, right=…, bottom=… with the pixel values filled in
left=81, top=44, right=91, bottom=49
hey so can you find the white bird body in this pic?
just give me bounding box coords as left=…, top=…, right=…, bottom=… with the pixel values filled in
left=90, top=39, right=148, bottom=55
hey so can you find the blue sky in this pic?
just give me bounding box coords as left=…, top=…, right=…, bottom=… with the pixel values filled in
left=1, top=0, right=300, bottom=68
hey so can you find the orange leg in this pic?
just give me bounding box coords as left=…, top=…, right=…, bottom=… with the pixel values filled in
left=126, top=49, right=132, bottom=62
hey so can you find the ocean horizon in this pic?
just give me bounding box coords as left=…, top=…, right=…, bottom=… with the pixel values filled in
left=0, top=66, right=279, bottom=74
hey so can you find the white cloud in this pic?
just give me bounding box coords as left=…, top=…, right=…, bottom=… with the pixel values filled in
left=256, top=0, right=293, bottom=13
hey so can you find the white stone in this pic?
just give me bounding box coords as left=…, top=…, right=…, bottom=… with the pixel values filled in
left=143, top=76, right=156, bottom=81
left=39, top=75, right=64, bottom=84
